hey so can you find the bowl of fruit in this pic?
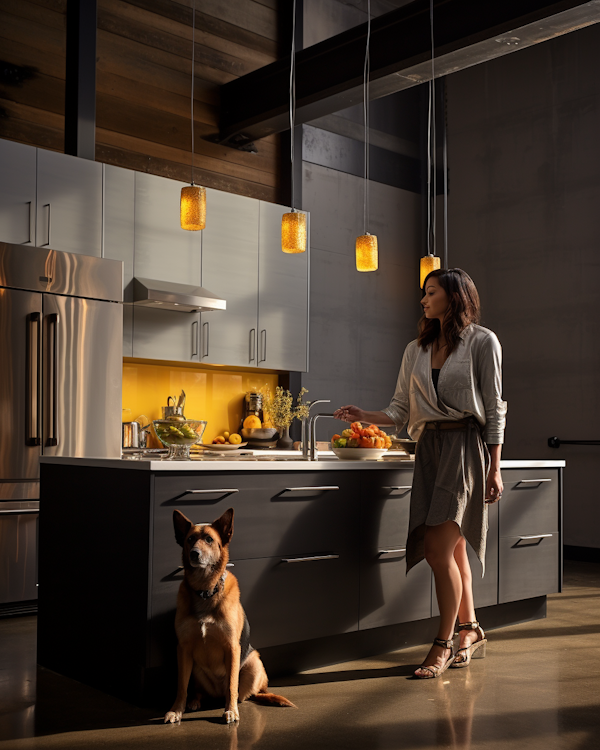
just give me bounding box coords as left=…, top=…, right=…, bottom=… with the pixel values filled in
left=153, top=417, right=207, bottom=460
left=204, top=431, right=248, bottom=451
left=330, top=422, right=392, bottom=460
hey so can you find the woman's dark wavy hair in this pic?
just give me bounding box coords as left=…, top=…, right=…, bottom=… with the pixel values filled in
left=417, top=268, right=481, bottom=355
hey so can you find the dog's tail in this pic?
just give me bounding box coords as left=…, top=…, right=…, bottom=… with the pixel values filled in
left=250, top=691, right=296, bottom=708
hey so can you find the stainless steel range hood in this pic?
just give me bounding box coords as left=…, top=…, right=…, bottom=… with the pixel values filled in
left=132, top=277, right=226, bottom=313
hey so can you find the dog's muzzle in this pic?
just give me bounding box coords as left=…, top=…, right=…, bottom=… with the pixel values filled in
left=189, top=548, right=205, bottom=567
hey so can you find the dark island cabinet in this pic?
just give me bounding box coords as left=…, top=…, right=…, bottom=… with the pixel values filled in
left=149, top=471, right=361, bottom=668
left=498, top=470, right=561, bottom=603
left=359, top=469, right=432, bottom=629
left=37, top=461, right=563, bottom=706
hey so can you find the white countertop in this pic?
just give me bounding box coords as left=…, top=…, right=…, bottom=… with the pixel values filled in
left=40, top=454, right=566, bottom=472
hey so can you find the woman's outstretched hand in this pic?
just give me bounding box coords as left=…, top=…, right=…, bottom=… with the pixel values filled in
left=333, top=405, right=365, bottom=423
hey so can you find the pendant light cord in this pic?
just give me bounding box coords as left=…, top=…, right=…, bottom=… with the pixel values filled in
left=427, top=0, right=436, bottom=257
left=289, top=0, right=297, bottom=210
left=190, top=0, right=195, bottom=186
left=363, top=0, right=371, bottom=235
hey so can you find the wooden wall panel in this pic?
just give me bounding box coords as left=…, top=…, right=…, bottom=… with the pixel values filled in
left=0, top=0, right=282, bottom=202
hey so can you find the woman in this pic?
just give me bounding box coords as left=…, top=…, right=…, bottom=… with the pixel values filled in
left=334, top=268, right=506, bottom=679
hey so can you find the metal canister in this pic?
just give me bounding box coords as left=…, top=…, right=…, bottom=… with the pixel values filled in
left=122, top=421, right=141, bottom=449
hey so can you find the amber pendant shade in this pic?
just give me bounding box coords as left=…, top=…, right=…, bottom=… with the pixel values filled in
left=180, top=185, right=206, bottom=231
left=356, top=234, right=378, bottom=272
left=420, top=255, right=441, bottom=288
left=281, top=210, right=307, bottom=254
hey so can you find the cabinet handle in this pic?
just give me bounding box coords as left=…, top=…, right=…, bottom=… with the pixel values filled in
left=515, top=479, right=552, bottom=487
left=191, top=320, right=198, bottom=357
left=249, top=328, right=256, bottom=363
left=259, top=329, right=267, bottom=362
left=41, top=204, right=51, bottom=247
left=26, top=312, right=41, bottom=446
left=517, top=534, right=553, bottom=541
left=382, top=486, right=412, bottom=491
left=202, top=321, right=209, bottom=358
left=0, top=509, right=39, bottom=516
left=283, top=486, right=339, bottom=492
left=184, top=489, right=239, bottom=495
left=281, top=554, right=339, bottom=563
left=378, top=548, right=406, bottom=556
left=22, top=201, right=32, bottom=245
left=46, top=313, right=59, bottom=447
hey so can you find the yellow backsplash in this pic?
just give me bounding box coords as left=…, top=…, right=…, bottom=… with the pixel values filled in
left=122, top=360, right=280, bottom=445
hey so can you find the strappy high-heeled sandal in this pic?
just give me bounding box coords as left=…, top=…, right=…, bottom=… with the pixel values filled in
left=414, top=638, right=455, bottom=679
left=451, top=621, right=487, bottom=668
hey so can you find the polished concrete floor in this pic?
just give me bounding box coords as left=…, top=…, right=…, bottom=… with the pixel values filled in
left=1, top=561, right=599, bottom=750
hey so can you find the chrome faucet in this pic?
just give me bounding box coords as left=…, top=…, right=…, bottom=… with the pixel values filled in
left=301, top=399, right=331, bottom=460
left=309, top=413, right=336, bottom=461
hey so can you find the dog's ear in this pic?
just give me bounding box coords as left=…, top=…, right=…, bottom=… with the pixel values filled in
left=173, top=509, right=192, bottom=547
left=212, top=507, right=234, bottom=546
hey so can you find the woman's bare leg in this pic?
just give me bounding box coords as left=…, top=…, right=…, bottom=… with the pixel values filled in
left=453, top=537, right=482, bottom=659
left=414, top=521, right=462, bottom=677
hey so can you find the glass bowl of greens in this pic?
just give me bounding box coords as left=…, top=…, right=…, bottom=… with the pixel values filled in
left=153, top=418, right=207, bottom=460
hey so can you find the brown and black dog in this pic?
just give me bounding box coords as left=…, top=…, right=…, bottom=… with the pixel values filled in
left=164, top=507, right=295, bottom=725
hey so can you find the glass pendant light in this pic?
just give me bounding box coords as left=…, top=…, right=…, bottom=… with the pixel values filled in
left=180, top=0, right=206, bottom=231
left=420, top=254, right=441, bottom=288
left=356, top=0, right=377, bottom=272
left=282, top=0, right=306, bottom=254
left=420, top=0, right=440, bottom=286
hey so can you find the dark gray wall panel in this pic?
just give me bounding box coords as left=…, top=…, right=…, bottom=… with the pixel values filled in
left=301, top=163, right=421, bottom=438
left=446, top=23, right=600, bottom=548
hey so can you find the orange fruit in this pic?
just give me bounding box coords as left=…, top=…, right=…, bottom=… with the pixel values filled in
left=243, top=415, right=262, bottom=429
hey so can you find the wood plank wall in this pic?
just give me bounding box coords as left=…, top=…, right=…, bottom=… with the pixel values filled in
left=0, top=0, right=281, bottom=201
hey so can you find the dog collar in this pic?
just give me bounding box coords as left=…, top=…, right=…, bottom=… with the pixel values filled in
left=192, top=571, right=227, bottom=600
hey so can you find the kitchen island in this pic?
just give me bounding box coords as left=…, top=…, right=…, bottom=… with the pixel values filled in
left=38, top=456, right=564, bottom=706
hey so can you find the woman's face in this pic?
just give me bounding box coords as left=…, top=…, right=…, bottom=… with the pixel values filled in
left=421, top=276, right=450, bottom=320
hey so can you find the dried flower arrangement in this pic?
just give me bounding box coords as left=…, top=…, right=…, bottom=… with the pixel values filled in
left=262, top=386, right=311, bottom=431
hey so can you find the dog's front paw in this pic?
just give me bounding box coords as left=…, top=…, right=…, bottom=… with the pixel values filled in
left=223, top=709, right=239, bottom=724
left=164, top=711, right=183, bottom=724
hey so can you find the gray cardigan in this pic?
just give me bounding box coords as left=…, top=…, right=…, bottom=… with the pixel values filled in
left=382, top=324, right=507, bottom=444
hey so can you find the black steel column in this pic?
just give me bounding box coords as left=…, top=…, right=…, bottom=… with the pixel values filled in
left=65, top=0, right=97, bottom=160
left=279, top=0, right=304, bottom=211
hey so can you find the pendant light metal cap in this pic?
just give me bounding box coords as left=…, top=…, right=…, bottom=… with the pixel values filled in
left=356, top=233, right=378, bottom=272
left=420, top=254, right=441, bottom=288
left=180, top=184, right=206, bottom=231
left=281, top=209, right=307, bottom=254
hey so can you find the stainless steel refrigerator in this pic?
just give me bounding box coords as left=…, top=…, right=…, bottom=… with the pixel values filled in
left=0, top=242, right=123, bottom=614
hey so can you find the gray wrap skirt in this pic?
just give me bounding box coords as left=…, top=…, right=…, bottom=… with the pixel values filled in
left=406, top=418, right=490, bottom=576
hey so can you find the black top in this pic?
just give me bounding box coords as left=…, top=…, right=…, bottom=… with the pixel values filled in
left=432, top=368, right=441, bottom=395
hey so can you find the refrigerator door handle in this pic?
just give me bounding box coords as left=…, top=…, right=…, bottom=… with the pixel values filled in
left=26, top=312, right=42, bottom=446
left=47, top=313, right=59, bottom=447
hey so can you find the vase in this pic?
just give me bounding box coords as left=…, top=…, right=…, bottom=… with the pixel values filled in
left=276, top=425, right=293, bottom=450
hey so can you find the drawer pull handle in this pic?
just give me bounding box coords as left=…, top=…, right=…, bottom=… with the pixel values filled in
left=0, top=509, right=39, bottom=515
left=283, top=486, right=339, bottom=492
left=184, top=489, right=239, bottom=495
left=378, top=548, right=406, bottom=556
left=515, top=479, right=552, bottom=487
left=382, top=486, right=412, bottom=491
left=518, top=534, right=553, bottom=541
left=281, top=554, right=339, bottom=563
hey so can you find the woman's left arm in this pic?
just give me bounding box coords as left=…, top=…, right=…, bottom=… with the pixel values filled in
left=486, top=444, right=503, bottom=503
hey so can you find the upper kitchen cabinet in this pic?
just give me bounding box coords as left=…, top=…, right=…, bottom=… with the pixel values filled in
left=132, top=172, right=202, bottom=362
left=103, top=165, right=135, bottom=357
left=133, top=172, right=201, bottom=284
left=200, top=189, right=259, bottom=368
left=0, top=140, right=36, bottom=246
left=258, top=202, right=309, bottom=372
left=36, top=149, right=102, bottom=257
